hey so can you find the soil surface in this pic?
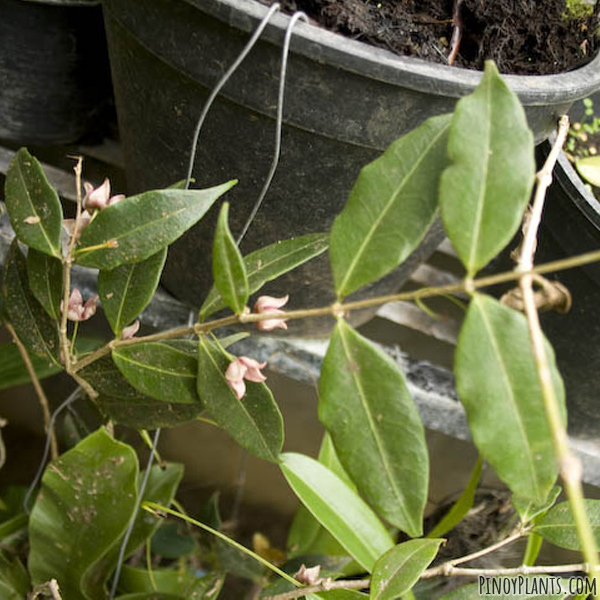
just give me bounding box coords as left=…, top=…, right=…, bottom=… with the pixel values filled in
left=262, top=0, right=600, bottom=75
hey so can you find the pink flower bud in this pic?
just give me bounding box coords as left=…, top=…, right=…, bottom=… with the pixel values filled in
left=254, top=294, right=289, bottom=331
left=61, top=288, right=98, bottom=322
left=225, top=356, right=267, bottom=399
left=294, top=564, right=321, bottom=585
left=84, top=178, right=124, bottom=212
left=121, top=320, right=140, bottom=340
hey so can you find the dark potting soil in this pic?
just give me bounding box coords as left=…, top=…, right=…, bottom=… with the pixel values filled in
left=262, top=0, right=600, bottom=75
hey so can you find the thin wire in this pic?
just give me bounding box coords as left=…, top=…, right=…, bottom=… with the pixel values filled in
left=24, top=386, right=82, bottom=514
left=236, top=11, right=309, bottom=245
left=184, top=3, right=281, bottom=190
left=109, top=428, right=161, bottom=599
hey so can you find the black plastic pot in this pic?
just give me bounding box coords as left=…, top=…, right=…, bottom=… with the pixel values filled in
left=0, top=0, right=112, bottom=144
left=101, top=0, right=600, bottom=334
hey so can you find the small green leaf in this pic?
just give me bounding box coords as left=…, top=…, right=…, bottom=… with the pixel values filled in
left=576, top=155, right=600, bottom=187
left=279, top=452, right=394, bottom=572
left=199, top=233, right=329, bottom=319
left=98, top=247, right=167, bottom=337
left=28, top=428, right=138, bottom=599
left=533, top=500, right=600, bottom=550
left=79, top=354, right=203, bottom=429
left=112, top=342, right=200, bottom=403
left=330, top=114, right=451, bottom=299
left=27, top=248, right=63, bottom=321
left=76, top=182, right=236, bottom=269
left=370, top=539, right=443, bottom=600
left=455, top=294, right=565, bottom=504
left=513, top=485, right=561, bottom=524
left=427, top=456, right=482, bottom=539
left=151, top=522, right=197, bottom=559
left=212, top=202, right=248, bottom=315
left=440, top=61, right=535, bottom=276
left=4, top=148, right=63, bottom=257
left=197, top=336, right=283, bottom=463
left=319, top=319, right=428, bottom=537
left=2, top=241, right=60, bottom=366
left=0, top=552, right=29, bottom=600
left=119, top=566, right=223, bottom=599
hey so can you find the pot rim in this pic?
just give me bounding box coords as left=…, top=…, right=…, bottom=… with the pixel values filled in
left=186, top=0, right=600, bottom=104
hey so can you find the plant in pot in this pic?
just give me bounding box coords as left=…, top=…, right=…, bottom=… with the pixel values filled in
left=0, top=0, right=112, bottom=144
left=98, top=0, right=600, bottom=336
left=3, top=62, right=600, bottom=599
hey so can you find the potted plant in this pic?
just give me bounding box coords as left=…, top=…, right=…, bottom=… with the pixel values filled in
left=99, top=0, right=600, bottom=334
left=0, top=0, right=112, bottom=144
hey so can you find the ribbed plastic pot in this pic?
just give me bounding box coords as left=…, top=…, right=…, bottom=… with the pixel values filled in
left=0, top=0, right=112, bottom=144
left=101, top=0, right=600, bottom=335
left=532, top=141, right=600, bottom=439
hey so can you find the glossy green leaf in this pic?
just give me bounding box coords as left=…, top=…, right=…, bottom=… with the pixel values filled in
left=4, top=148, right=63, bottom=257
left=151, top=522, right=196, bottom=558
left=330, top=114, right=451, bottom=299
left=197, top=336, right=283, bottom=463
left=98, top=247, right=167, bottom=337
left=370, top=539, right=443, bottom=600
left=2, top=241, right=60, bottom=366
left=27, top=248, right=63, bottom=321
left=319, top=319, right=428, bottom=537
left=287, top=433, right=355, bottom=558
left=113, top=342, right=200, bottom=403
left=119, top=566, right=223, bottom=599
left=28, top=428, right=138, bottom=599
left=427, top=456, right=482, bottom=538
left=455, top=294, right=565, bottom=504
left=89, top=463, right=184, bottom=599
left=79, top=354, right=202, bottom=429
left=279, top=452, right=394, bottom=572
left=440, top=61, right=535, bottom=276
left=441, top=577, right=570, bottom=599
left=75, top=181, right=235, bottom=269
left=0, top=552, right=29, bottom=600
left=533, top=500, right=600, bottom=550
left=212, top=202, right=248, bottom=315
left=576, top=155, right=600, bottom=187
left=199, top=233, right=329, bottom=319
left=513, top=485, right=561, bottom=524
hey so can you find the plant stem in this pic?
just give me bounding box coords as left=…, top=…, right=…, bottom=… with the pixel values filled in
left=516, top=116, right=600, bottom=598
left=421, top=562, right=588, bottom=579
left=262, top=578, right=370, bottom=600
left=5, top=321, right=58, bottom=460
left=70, top=247, right=600, bottom=375
left=522, top=532, right=543, bottom=567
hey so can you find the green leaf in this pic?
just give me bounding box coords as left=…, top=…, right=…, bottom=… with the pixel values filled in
left=576, top=155, right=600, bottom=187
left=319, top=319, right=428, bottom=537
left=79, top=354, right=202, bottom=429
left=2, top=241, right=60, bottom=366
left=98, top=247, right=167, bottom=337
left=0, top=552, right=29, bottom=600
left=27, top=248, right=63, bottom=321
left=112, top=342, right=200, bottom=403
left=279, top=452, right=394, bottom=572
left=454, top=294, right=565, bottom=504
left=28, top=428, right=138, bottom=599
left=330, top=114, right=451, bottom=299
left=199, top=233, right=329, bottom=319
left=151, top=522, right=196, bottom=559
left=427, top=456, right=482, bottom=539
left=370, top=539, right=443, bottom=600
left=533, top=500, right=600, bottom=550
left=119, top=566, right=223, bottom=599
left=88, top=463, right=184, bottom=599
left=513, top=485, right=561, bottom=524
left=440, top=61, right=535, bottom=276
left=287, top=433, right=355, bottom=558
left=212, top=202, right=248, bottom=315
left=75, top=182, right=235, bottom=269
left=196, top=336, right=283, bottom=463
left=4, top=148, right=63, bottom=257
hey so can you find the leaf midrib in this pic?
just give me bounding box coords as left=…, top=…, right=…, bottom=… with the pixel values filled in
left=114, top=351, right=196, bottom=378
